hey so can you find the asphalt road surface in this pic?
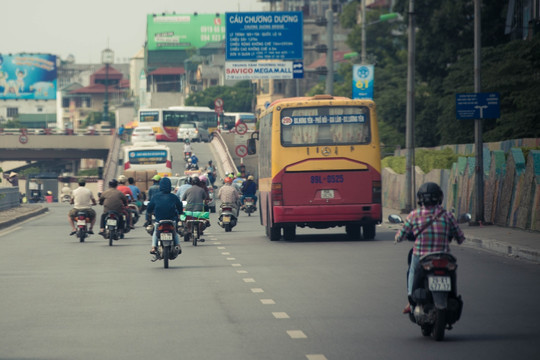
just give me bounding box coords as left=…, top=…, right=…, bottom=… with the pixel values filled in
left=1, top=142, right=539, bottom=360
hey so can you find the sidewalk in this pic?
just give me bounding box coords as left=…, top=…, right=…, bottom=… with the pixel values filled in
left=0, top=204, right=538, bottom=263
left=0, top=204, right=48, bottom=230
left=383, top=208, right=540, bottom=264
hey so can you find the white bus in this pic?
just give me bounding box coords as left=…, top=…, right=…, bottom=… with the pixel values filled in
left=122, top=143, right=172, bottom=177
left=222, top=112, right=257, bottom=131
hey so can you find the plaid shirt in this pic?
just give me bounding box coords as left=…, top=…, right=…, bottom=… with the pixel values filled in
left=395, top=205, right=465, bottom=256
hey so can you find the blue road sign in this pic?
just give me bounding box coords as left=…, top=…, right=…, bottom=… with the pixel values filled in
left=456, top=92, right=500, bottom=120
left=226, top=12, right=303, bottom=61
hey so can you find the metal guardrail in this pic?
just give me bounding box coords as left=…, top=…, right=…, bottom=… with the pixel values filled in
left=0, top=187, right=21, bottom=211
left=212, top=132, right=237, bottom=176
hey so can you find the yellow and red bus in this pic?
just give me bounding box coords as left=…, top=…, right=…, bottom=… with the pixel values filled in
left=137, top=106, right=218, bottom=141
left=255, top=95, right=382, bottom=241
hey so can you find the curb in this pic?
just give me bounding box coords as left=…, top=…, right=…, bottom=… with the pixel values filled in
left=0, top=207, right=49, bottom=230
left=464, top=236, right=540, bottom=264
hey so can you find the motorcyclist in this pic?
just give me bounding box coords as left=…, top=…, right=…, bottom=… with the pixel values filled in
left=127, top=177, right=143, bottom=206
left=185, top=158, right=198, bottom=170
left=394, top=182, right=465, bottom=314
left=98, top=179, right=129, bottom=236
left=218, top=176, right=240, bottom=216
left=181, top=175, right=207, bottom=212
left=240, top=175, right=258, bottom=208
left=190, top=153, right=199, bottom=168
left=205, top=160, right=216, bottom=187
left=183, top=139, right=192, bottom=158
left=232, top=172, right=244, bottom=191
left=175, top=176, right=192, bottom=200
left=145, top=177, right=183, bottom=255
left=147, top=175, right=161, bottom=201
left=68, top=178, right=97, bottom=235
left=116, top=175, right=134, bottom=200
left=61, top=183, right=72, bottom=202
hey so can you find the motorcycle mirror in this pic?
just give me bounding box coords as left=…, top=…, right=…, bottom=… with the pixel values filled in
left=458, top=213, right=472, bottom=224
left=388, top=214, right=404, bottom=224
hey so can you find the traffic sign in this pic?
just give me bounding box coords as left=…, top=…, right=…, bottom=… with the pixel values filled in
left=226, top=12, right=303, bottom=60
left=235, top=144, right=248, bottom=158
left=214, top=98, right=224, bottom=107
left=19, top=134, right=28, bottom=144
left=235, top=121, right=248, bottom=135
left=456, top=92, right=500, bottom=120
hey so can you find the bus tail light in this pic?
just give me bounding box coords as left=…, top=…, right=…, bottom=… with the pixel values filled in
left=271, top=183, right=283, bottom=206
left=124, top=162, right=131, bottom=170
left=372, top=180, right=381, bottom=204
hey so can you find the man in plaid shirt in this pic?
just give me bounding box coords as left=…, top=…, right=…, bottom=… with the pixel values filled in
left=395, top=182, right=465, bottom=313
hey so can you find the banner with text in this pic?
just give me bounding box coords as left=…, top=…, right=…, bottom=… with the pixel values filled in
left=0, top=53, right=57, bottom=100
left=225, top=61, right=303, bottom=80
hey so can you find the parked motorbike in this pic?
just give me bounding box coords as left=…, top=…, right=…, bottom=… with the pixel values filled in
left=151, top=220, right=181, bottom=268
left=73, top=210, right=91, bottom=243
left=218, top=202, right=238, bottom=232
left=242, top=197, right=257, bottom=216
left=389, top=214, right=466, bottom=341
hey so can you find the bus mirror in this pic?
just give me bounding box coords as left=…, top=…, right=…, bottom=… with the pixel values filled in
left=247, top=138, right=257, bottom=155
left=251, top=131, right=259, bottom=141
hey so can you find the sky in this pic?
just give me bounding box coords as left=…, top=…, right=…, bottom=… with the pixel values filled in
left=3, top=0, right=267, bottom=64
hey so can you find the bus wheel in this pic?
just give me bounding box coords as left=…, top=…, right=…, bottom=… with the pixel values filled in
left=346, top=225, right=361, bottom=240
left=269, top=225, right=281, bottom=241
left=362, top=223, right=376, bottom=240
left=283, top=225, right=296, bottom=241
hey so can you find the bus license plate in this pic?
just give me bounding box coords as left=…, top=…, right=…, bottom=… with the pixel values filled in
left=106, top=219, right=117, bottom=226
left=321, top=189, right=334, bottom=199
left=428, top=276, right=451, bottom=291
left=223, top=215, right=231, bottom=223
left=160, top=233, right=173, bottom=240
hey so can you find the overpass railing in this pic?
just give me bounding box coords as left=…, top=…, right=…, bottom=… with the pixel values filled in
left=0, top=187, right=21, bottom=211
left=211, top=132, right=236, bottom=177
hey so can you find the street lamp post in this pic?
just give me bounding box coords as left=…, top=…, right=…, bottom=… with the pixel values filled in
left=101, top=48, right=114, bottom=123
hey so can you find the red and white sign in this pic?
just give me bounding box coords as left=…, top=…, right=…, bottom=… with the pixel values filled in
left=235, top=144, right=248, bottom=158
left=235, top=121, right=248, bottom=135
left=214, top=98, right=224, bottom=114
left=19, top=134, right=28, bottom=144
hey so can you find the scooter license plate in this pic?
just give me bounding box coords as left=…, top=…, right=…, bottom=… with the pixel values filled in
left=77, top=220, right=86, bottom=226
left=223, top=215, right=231, bottom=223
left=428, top=276, right=451, bottom=291
left=106, top=219, right=117, bottom=226
left=160, top=233, right=173, bottom=240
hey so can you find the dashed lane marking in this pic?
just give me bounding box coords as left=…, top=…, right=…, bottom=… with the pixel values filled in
left=260, top=299, right=275, bottom=305
left=272, top=312, right=290, bottom=319
left=251, top=288, right=264, bottom=293
left=306, top=355, right=328, bottom=360
left=287, top=330, right=307, bottom=339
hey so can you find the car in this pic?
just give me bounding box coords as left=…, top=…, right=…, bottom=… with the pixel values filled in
left=131, top=126, right=156, bottom=143
left=177, top=122, right=211, bottom=143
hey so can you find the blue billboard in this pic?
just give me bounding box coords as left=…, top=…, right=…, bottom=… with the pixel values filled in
left=0, top=53, right=57, bottom=100
left=226, top=12, right=303, bottom=60
left=352, top=64, right=374, bottom=100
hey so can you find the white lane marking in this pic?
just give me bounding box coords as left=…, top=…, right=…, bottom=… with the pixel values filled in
left=306, top=355, right=327, bottom=360
left=272, top=312, right=290, bottom=319
left=226, top=257, right=236, bottom=260
left=231, top=263, right=242, bottom=267
left=221, top=252, right=230, bottom=255
left=236, top=270, right=248, bottom=274
left=243, top=278, right=255, bottom=283
left=214, top=242, right=222, bottom=244
left=218, top=246, right=226, bottom=249
left=260, top=299, right=275, bottom=305
left=251, top=288, right=264, bottom=293
left=287, top=330, right=307, bottom=339
left=0, top=226, right=22, bottom=237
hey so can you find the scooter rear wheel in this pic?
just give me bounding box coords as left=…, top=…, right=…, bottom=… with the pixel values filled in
left=433, top=309, right=446, bottom=341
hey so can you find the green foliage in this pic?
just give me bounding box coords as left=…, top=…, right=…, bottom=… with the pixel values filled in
left=186, top=81, right=254, bottom=112
left=20, top=167, right=40, bottom=176
left=4, top=119, right=21, bottom=128
left=78, top=168, right=99, bottom=176
left=83, top=112, right=116, bottom=127
left=383, top=148, right=459, bottom=174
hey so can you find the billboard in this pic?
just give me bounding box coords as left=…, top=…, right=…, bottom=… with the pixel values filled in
left=352, top=64, right=374, bottom=100
left=225, top=61, right=304, bottom=80
left=0, top=53, right=57, bottom=100
left=147, top=13, right=226, bottom=50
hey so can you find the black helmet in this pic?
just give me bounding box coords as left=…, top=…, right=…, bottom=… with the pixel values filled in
left=184, top=177, right=192, bottom=185
left=417, top=182, right=443, bottom=206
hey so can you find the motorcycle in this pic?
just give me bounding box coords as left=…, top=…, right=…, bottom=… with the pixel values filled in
left=242, top=197, right=257, bottom=216
left=184, top=151, right=192, bottom=162
left=389, top=214, right=467, bottom=341
left=182, top=210, right=208, bottom=246
left=73, top=210, right=91, bottom=243
left=151, top=220, right=181, bottom=269
left=103, top=210, right=124, bottom=246
left=218, top=202, right=238, bottom=232
left=61, top=194, right=71, bottom=203
left=126, top=201, right=140, bottom=226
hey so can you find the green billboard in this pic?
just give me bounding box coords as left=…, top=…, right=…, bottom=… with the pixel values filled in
left=147, top=13, right=226, bottom=50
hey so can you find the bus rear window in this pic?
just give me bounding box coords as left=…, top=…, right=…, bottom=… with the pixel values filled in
left=140, top=111, right=159, bottom=123
left=280, top=106, right=371, bottom=146
left=128, top=150, right=167, bottom=164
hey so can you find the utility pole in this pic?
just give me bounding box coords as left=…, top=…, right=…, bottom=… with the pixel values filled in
left=405, top=0, right=415, bottom=212
left=361, top=0, right=366, bottom=63
left=474, top=0, right=485, bottom=223
left=325, top=0, right=334, bottom=95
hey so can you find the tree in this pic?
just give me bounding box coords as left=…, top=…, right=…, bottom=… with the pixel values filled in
left=186, top=81, right=254, bottom=112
